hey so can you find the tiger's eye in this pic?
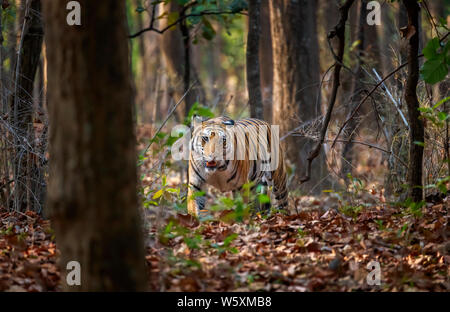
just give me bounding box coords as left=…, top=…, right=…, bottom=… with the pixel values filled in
left=202, top=136, right=209, bottom=142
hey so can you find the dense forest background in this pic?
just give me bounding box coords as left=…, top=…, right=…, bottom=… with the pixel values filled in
left=0, top=0, right=449, bottom=292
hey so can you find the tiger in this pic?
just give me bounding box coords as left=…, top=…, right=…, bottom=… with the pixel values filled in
left=187, top=116, right=288, bottom=217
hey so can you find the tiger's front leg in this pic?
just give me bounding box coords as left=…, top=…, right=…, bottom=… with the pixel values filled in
left=187, top=184, right=205, bottom=217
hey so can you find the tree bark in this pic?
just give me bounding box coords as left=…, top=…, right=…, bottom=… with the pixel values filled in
left=43, top=0, right=146, bottom=291
left=160, top=2, right=201, bottom=121
left=402, top=0, right=424, bottom=202
left=11, top=0, right=43, bottom=211
left=259, top=0, right=273, bottom=122
left=270, top=0, right=329, bottom=193
left=341, top=0, right=365, bottom=177
left=247, top=0, right=263, bottom=119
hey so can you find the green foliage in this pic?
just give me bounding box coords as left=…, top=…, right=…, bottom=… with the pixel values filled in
left=185, top=102, right=215, bottom=125
left=297, top=228, right=307, bottom=238
left=1, top=2, right=17, bottom=73
left=159, top=219, right=239, bottom=256
left=209, top=181, right=274, bottom=222
left=374, top=220, right=385, bottom=231
left=132, top=0, right=246, bottom=43
left=143, top=174, right=184, bottom=209
left=397, top=198, right=425, bottom=218
left=210, top=233, right=239, bottom=255
left=419, top=96, right=450, bottom=128
left=339, top=204, right=363, bottom=219
left=324, top=174, right=373, bottom=220
left=425, top=176, right=450, bottom=194
left=420, top=37, right=450, bottom=84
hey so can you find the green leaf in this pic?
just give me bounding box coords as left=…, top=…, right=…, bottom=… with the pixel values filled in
left=418, top=107, right=432, bottom=113
left=223, top=233, right=238, bottom=246
left=422, top=37, right=440, bottom=59
left=257, top=194, right=271, bottom=204
left=413, top=141, right=425, bottom=147
left=167, top=11, right=179, bottom=25
left=153, top=189, right=164, bottom=199
left=420, top=59, right=448, bottom=84
left=438, top=111, right=448, bottom=121
left=166, top=187, right=180, bottom=194
left=421, top=37, right=449, bottom=84
left=432, top=96, right=450, bottom=109
left=201, top=18, right=216, bottom=41
left=220, top=197, right=235, bottom=208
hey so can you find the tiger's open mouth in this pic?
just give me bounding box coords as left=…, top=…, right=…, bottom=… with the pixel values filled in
left=205, top=161, right=217, bottom=168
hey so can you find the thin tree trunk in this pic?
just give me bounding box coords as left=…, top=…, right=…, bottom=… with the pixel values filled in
left=259, top=0, right=273, bottom=122
left=247, top=0, right=263, bottom=119
left=11, top=0, right=43, bottom=211
left=160, top=2, right=203, bottom=121
left=342, top=0, right=365, bottom=177
left=270, top=0, right=329, bottom=193
left=160, top=1, right=187, bottom=122
left=402, top=0, right=424, bottom=202
left=43, top=0, right=146, bottom=291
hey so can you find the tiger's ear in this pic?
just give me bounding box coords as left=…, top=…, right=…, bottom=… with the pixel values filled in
left=191, top=115, right=205, bottom=133
left=222, top=119, right=235, bottom=126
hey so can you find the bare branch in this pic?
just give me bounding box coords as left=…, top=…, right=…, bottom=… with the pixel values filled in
left=129, top=3, right=247, bottom=39
left=300, top=0, right=354, bottom=183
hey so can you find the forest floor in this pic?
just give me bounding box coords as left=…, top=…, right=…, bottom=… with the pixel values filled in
left=144, top=199, right=449, bottom=292
left=0, top=196, right=448, bottom=292
left=0, top=126, right=448, bottom=292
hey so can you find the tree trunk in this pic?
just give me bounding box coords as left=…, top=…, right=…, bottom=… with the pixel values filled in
left=402, top=0, right=424, bottom=202
left=160, top=2, right=199, bottom=121
left=341, top=0, right=365, bottom=177
left=259, top=0, right=273, bottom=122
left=247, top=0, right=263, bottom=119
left=270, top=0, right=329, bottom=193
left=11, top=0, right=43, bottom=211
left=43, top=0, right=146, bottom=291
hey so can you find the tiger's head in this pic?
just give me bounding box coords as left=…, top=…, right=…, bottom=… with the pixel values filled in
left=191, top=116, right=235, bottom=173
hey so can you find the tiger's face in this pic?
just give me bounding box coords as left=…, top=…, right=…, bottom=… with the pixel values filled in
left=192, top=118, right=235, bottom=174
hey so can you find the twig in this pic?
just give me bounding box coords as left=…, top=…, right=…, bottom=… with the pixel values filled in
left=324, top=139, right=408, bottom=168
left=129, top=8, right=246, bottom=38
left=332, top=31, right=450, bottom=149
left=372, top=68, right=409, bottom=128
left=140, top=80, right=197, bottom=156
left=12, top=0, right=31, bottom=212
left=0, top=179, right=14, bottom=190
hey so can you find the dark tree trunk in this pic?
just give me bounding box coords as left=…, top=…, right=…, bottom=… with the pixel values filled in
left=160, top=2, right=190, bottom=121
left=270, top=0, right=329, bottom=193
left=43, top=0, right=146, bottom=291
left=11, top=0, right=43, bottom=211
left=402, top=0, right=424, bottom=202
left=247, top=0, right=263, bottom=119
left=341, top=0, right=365, bottom=177
left=259, top=0, right=273, bottom=122
left=160, top=2, right=205, bottom=121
